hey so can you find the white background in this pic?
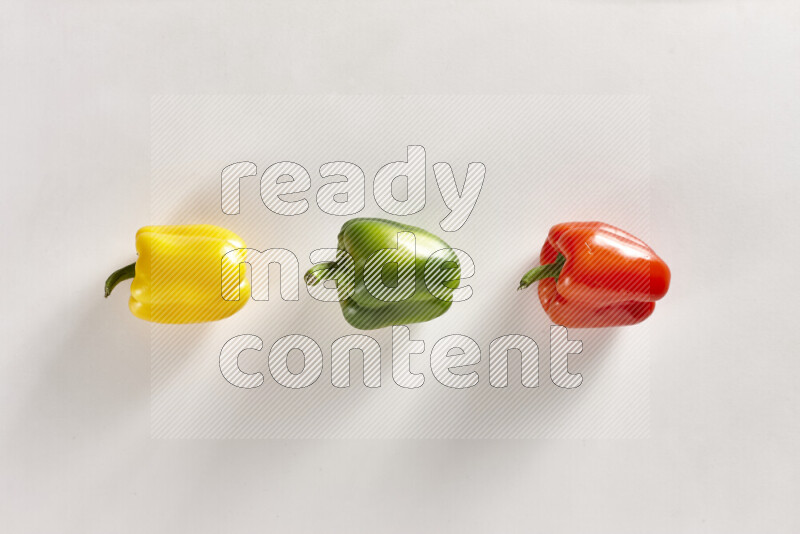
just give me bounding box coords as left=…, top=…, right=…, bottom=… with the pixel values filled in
left=2, top=1, right=799, bottom=532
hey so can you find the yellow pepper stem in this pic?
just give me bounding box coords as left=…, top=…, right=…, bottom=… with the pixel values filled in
left=105, top=262, right=136, bottom=298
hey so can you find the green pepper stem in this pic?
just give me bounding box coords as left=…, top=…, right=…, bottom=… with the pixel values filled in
left=304, top=262, right=338, bottom=286
left=105, top=262, right=136, bottom=298
left=517, top=254, right=566, bottom=290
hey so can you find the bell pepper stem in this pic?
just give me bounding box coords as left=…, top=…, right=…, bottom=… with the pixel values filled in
left=518, top=254, right=566, bottom=290
left=304, top=262, right=338, bottom=286
left=105, top=262, right=136, bottom=298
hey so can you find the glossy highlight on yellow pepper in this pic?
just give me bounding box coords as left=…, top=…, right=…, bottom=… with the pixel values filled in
left=105, top=225, right=250, bottom=324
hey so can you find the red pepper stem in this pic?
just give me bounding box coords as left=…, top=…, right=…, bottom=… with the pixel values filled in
left=105, top=262, right=136, bottom=298
left=517, top=254, right=566, bottom=290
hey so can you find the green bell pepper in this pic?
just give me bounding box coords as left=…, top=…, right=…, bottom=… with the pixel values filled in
left=305, top=218, right=461, bottom=330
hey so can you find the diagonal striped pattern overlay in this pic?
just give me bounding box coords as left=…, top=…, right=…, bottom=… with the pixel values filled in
left=151, top=95, right=651, bottom=439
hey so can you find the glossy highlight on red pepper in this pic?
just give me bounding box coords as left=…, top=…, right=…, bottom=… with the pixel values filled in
left=518, top=222, right=671, bottom=328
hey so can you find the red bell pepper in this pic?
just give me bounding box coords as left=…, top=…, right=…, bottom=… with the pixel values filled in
left=518, top=222, right=671, bottom=328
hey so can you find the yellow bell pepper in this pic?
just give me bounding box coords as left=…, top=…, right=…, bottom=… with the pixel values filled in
left=105, top=225, right=251, bottom=324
